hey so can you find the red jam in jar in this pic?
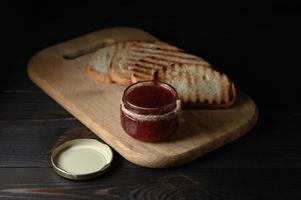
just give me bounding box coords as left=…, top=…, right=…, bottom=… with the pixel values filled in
left=121, top=81, right=180, bottom=142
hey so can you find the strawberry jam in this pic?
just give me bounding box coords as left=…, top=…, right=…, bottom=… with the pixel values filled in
left=121, top=81, right=180, bottom=142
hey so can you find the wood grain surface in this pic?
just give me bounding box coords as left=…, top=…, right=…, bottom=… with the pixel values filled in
left=27, top=27, right=258, bottom=168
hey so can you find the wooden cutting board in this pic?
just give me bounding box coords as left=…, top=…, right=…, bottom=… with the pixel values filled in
left=27, top=27, right=258, bottom=168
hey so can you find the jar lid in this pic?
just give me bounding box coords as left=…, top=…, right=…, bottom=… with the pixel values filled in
left=51, top=139, right=113, bottom=180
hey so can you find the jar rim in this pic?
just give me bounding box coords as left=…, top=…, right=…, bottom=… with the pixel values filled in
left=122, top=81, right=178, bottom=114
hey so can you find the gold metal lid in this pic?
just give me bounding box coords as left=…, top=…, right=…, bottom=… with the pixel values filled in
left=51, top=139, right=113, bottom=180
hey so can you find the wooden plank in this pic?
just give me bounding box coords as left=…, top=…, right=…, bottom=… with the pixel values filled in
left=0, top=91, right=72, bottom=121
left=27, top=27, right=258, bottom=168
left=0, top=120, right=80, bottom=168
left=0, top=168, right=300, bottom=199
left=1, top=120, right=301, bottom=169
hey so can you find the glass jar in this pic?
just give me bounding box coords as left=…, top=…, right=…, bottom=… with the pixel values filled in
left=120, top=81, right=180, bottom=142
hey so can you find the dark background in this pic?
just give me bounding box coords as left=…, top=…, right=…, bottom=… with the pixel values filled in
left=1, top=1, right=301, bottom=108
left=1, top=0, right=301, bottom=199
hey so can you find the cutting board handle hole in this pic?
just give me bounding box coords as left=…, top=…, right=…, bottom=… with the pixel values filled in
left=62, top=39, right=116, bottom=60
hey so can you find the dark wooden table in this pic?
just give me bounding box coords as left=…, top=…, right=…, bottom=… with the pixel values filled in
left=1, top=1, right=301, bottom=199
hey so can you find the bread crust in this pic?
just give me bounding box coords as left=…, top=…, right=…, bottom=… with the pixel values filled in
left=110, top=67, right=132, bottom=85
left=85, top=64, right=113, bottom=84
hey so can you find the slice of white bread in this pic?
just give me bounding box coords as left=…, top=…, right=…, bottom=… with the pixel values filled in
left=131, top=63, right=236, bottom=108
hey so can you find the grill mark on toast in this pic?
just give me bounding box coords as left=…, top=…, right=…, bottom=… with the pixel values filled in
left=134, top=63, right=157, bottom=71
left=126, top=58, right=165, bottom=70
left=134, top=42, right=182, bottom=52
left=138, top=56, right=172, bottom=69
left=145, top=55, right=210, bottom=66
left=131, top=69, right=153, bottom=79
left=128, top=64, right=156, bottom=74
left=132, top=73, right=145, bottom=82
left=126, top=57, right=143, bottom=63
left=131, top=72, right=151, bottom=79
left=130, top=48, right=203, bottom=61
left=128, top=42, right=213, bottom=67
left=130, top=47, right=191, bottom=58
left=127, top=51, right=211, bottom=68
left=132, top=63, right=155, bottom=76
left=140, top=59, right=167, bottom=69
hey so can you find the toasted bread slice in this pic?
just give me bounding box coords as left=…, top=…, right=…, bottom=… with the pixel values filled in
left=110, top=41, right=185, bottom=85
left=85, top=41, right=134, bottom=85
left=126, top=42, right=212, bottom=68
left=85, top=44, right=117, bottom=83
left=109, top=42, right=133, bottom=85
left=131, top=63, right=236, bottom=108
left=113, top=41, right=212, bottom=84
